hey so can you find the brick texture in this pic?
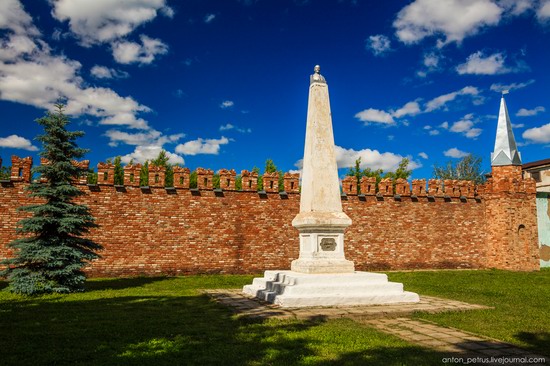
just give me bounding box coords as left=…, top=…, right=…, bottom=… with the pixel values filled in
left=0, top=156, right=540, bottom=277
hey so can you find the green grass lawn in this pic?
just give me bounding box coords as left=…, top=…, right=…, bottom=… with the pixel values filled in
left=0, top=270, right=548, bottom=365
left=388, top=268, right=550, bottom=357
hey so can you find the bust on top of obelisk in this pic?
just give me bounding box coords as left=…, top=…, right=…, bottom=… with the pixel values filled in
left=310, top=65, right=326, bottom=84
left=291, top=65, right=354, bottom=274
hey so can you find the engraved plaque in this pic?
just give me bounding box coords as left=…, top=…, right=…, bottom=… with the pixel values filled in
left=320, top=238, right=336, bottom=251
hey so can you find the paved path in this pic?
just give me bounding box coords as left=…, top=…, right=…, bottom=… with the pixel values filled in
left=204, top=289, right=549, bottom=365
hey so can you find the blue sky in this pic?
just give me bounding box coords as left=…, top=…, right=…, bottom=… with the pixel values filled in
left=1, top=0, right=550, bottom=179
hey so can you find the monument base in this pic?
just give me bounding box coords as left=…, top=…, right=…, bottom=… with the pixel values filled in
left=291, top=258, right=355, bottom=273
left=243, top=270, right=420, bottom=308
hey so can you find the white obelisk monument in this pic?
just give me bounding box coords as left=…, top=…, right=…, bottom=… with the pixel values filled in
left=290, top=65, right=355, bottom=274
left=243, top=66, right=419, bottom=307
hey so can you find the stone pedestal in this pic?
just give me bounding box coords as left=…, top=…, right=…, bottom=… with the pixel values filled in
left=291, top=212, right=354, bottom=273
left=243, top=271, right=419, bottom=307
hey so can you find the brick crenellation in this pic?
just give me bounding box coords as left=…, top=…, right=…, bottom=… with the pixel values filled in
left=0, top=155, right=540, bottom=276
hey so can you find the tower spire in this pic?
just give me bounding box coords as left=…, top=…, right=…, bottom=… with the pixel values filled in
left=491, top=94, right=521, bottom=166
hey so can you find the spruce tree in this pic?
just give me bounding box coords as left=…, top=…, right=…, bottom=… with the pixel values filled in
left=151, top=150, right=174, bottom=187
left=113, top=156, right=124, bottom=185
left=140, top=161, right=149, bottom=186
left=1, top=104, right=102, bottom=295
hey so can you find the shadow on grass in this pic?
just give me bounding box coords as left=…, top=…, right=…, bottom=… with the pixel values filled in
left=515, top=331, right=550, bottom=357
left=85, top=276, right=168, bottom=291
left=0, top=289, right=456, bottom=366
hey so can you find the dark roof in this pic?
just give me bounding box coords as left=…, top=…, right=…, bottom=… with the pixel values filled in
left=522, top=158, right=550, bottom=170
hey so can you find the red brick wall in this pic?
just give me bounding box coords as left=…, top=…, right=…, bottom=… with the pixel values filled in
left=0, top=156, right=540, bottom=276
left=0, top=181, right=497, bottom=277
left=484, top=166, right=539, bottom=271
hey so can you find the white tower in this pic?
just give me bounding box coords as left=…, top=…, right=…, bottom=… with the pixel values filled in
left=491, top=94, right=522, bottom=166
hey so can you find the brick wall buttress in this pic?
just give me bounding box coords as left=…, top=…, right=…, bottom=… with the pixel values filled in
left=484, top=166, right=539, bottom=271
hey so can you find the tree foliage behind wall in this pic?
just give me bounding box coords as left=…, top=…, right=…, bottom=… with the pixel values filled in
left=140, top=161, right=149, bottom=186
left=113, top=156, right=124, bottom=185
left=151, top=150, right=174, bottom=187
left=346, top=157, right=411, bottom=193
left=0, top=165, right=11, bottom=180
left=433, top=154, right=486, bottom=184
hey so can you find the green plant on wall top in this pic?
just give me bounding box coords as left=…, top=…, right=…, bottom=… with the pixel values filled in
left=0, top=165, right=11, bottom=180
left=1, top=104, right=102, bottom=295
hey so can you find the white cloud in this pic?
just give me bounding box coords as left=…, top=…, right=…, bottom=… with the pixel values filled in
left=175, top=137, right=230, bottom=155
left=446, top=114, right=483, bottom=139
left=0, top=0, right=39, bottom=36
left=0, top=53, right=151, bottom=129
left=418, top=152, right=429, bottom=159
left=366, top=34, right=391, bottom=56
left=512, top=123, right=525, bottom=128
left=334, top=145, right=421, bottom=171
left=219, top=123, right=235, bottom=131
left=121, top=145, right=184, bottom=165
left=450, top=119, right=474, bottom=133
left=523, top=123, right=550, bottom=143
left=219, top=123, right=251, bottom=133
left=392, top=101, right=421, bottom=118
left=50, top=0, right=173, bottom=46
left=356, top=87, right=481, bottom=127
left=107, top=129, right=185, bottom=165
left=204, top=14, right=216, bottom=23
left=537, top=0, right=550, bottom=22
left=0, top=134, right=38, bottom=151
left=417, top=52, right=442, bottom=77
left=90, top=65, right=129, bottom=79
left=429, top=130, right=440, bottom=136
left=112, top=35, right=168, bottom=64
left=424, top=86, right=481, bottom=112
left=393, top=0, right=502, bottom=46
left=439, top=121, right=449, bottom=129
left=490, top=79, right=535, bottom=92
left=444, top=147, right=469, bottom=158
left=355, top=108, right=395, bottom=125
left=456, top=51, right=525, bottom=75
left=516, top=106, right=545, bottom=117
left=0, top=33, right=40, bottom=61
left=0, top=3, right=152, bottom=130
left=220, top=100, right=234, bottom=109
left=423, top=52, right=440, bottom=68
left=104, top=129, right=183, bottom=147
left=499, top=0, right=535, bottom=15
left=465, top=128, right=483, bottom=138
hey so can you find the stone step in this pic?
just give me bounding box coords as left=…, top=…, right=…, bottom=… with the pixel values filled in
left=269, top=292, right=421, bottom=308
left=268, top=281, right=404, bottom=296
left=243, top=270, right=420, bottom=308
left=261, top=270, right=389, bottom=285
